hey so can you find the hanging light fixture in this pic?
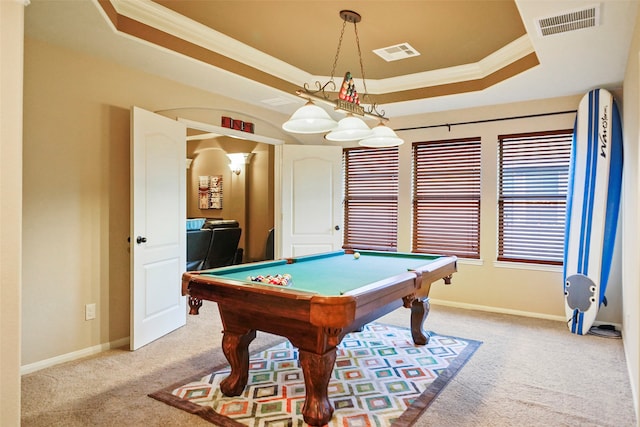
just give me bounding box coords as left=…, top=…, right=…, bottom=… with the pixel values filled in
left=359, top=122, right=405, bottom=147
left=326, top=113, right=373, bottom=142
left=281, top=10, right=403, bottom=147
left=281, top=101, right=338, bottom=134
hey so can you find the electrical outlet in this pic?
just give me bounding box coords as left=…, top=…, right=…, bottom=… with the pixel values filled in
left=85, top=303, right=96, bottom=320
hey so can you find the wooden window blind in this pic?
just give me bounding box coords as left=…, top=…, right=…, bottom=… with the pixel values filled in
left=413, top=138, right=481, bottom=258
left=498, top=130, right=572, bottom=264
left=343, top=147, right=398, bottom=251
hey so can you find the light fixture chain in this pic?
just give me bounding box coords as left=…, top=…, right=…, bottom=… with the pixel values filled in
left=353, top=22, right=368, bottom=96
left=353, top=17, right=386, bottom=120
left=283, top=8, right=399, bottom=142
left=330, top=19, right=348, bottom=81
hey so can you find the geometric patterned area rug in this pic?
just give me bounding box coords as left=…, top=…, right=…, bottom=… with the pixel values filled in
left=150, top=323, right=481, bottom=426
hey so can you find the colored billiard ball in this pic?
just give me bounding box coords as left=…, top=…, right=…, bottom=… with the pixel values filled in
left=353, top=252, right=360, bottom=259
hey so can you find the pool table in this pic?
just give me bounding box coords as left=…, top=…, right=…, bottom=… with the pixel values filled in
left=182, top=249, right=457, bottom=426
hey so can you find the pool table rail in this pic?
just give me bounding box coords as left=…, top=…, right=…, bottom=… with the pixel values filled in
left=409, top=254, right=457, bottom=295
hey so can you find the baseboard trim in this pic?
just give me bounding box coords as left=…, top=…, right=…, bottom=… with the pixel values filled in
left=430, top=299, right=623, bottom=330
left=20, top=336, right=130, bottom=375
left=20, top=300, right=622, bottom=375
left=430, top=298, right=566, bottom=321
left=622, top=330, right=639, bottom=422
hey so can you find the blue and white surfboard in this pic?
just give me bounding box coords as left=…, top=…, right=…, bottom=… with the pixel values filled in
left=563, top=88, right=623, bottom=335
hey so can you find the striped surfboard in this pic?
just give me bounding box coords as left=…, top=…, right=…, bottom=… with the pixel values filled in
left=563, top=88, right=623, bottom=335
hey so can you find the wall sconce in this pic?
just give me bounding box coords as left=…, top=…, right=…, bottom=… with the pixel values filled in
left=227, top=153, right=253, bottom=176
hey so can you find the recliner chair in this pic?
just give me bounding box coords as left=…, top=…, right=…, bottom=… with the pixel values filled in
left=203, top=227, right=242, bottom=270
left=186, top=229, right=211, bottom=271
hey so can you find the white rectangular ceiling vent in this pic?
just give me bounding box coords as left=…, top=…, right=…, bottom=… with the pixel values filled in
left=536, top=4, right=601, bottom=37
left=373, top=43, right=420, bottom=62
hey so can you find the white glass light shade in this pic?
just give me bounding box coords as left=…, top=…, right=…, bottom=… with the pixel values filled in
left=325, top=114, right=373, bottom=142
left=359, top=123, right=404, bottom=147
left=282, top=101, right=338, bottom=134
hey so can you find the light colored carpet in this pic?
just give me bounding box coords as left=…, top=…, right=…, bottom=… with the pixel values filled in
left=22, top=302, right=636, bottom=426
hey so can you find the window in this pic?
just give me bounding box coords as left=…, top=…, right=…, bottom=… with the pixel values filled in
left=343, top=147, right=398, bottom=251
left=413, top=138, right=481, bottom=258
left=498, top=130, right=572, bottom=264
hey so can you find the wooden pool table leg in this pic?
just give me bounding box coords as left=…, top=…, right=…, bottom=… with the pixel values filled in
left=298, top=348, right=336, bottom=426
left=410, top=297, right=431, bottom=345
left=187, top=296, right=203, bottom=315
left=220, top=329, right=257, bottom=396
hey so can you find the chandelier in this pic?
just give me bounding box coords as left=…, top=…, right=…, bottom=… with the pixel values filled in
left=281, top=10, right=404, bottom=148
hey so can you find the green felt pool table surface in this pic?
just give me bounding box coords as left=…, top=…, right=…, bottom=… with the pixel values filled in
left=199, top=250, right=444, bottom=296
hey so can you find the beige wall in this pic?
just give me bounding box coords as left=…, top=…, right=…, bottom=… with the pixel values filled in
left=1, top=1, right=25, bottom=423
left=20, top=27, right=632, bottom=391
left=246, top=143, right=275, bottom=261
left=623, top=5, right=640, bottom=418
left=170, top=89, right=626, bottom=324
left=345, top=95, right=623, bottom=323
left=21, top=38, right=288, bottom=367
left=187, top=144, right=250, bottom=250
left=184, top=129, right=275, bottom=261
left=185, top=143, right=275, bottom=262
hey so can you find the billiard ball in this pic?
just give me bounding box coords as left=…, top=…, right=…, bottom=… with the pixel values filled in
left=353, top=252, right=360, bottom=259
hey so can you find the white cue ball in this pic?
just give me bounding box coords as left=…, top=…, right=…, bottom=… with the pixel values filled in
left=353, top=252, right=360, bottom=259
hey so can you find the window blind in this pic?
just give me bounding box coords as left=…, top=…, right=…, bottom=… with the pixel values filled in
left=498, top=130, right=572, bottom=264
left=343, top=147, right=398, bottom=251
left=413, top=138, right=481, bottom=258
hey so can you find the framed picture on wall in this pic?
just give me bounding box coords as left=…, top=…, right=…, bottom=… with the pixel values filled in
left=198, top=175, right=223, bottom=209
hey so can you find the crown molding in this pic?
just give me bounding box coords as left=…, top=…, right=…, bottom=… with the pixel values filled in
left=106, top=0, right=536, bottom=97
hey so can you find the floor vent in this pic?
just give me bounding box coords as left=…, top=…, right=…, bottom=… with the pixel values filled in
left=536, top=5, right=600, bottom=37
left=373, top=43, right=420, bottom=62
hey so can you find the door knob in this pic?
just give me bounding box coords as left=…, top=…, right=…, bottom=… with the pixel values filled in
left=136, top=236, right=147, bottom=244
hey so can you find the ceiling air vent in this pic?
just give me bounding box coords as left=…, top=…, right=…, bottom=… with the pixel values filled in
left=373, top=43, right=420, bottom=62
left=536, top=4, right=600, bottom=37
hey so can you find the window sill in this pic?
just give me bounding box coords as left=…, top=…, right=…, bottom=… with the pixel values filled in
left=493, top=261, right=562, bottom=273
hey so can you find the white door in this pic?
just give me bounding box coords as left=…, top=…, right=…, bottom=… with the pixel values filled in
left=276, top=145, right=343, bottom=258
left=130, top=107, right=186, bottom=350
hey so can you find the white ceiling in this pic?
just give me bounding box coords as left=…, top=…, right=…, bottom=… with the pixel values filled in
left=24, top=0, right=639, bottom=122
